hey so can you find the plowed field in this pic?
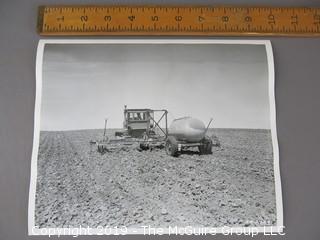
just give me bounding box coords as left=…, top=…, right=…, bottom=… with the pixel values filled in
left=35, top=129, right=277, bottom=228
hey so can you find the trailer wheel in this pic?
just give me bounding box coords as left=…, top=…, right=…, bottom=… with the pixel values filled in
left=165, top=136, right=179, bottom=157
left=199, top=137, right=213, bottom=154
left=206, top=139, right=213, bottom=154
left=198, top=144, right=206, bottom=155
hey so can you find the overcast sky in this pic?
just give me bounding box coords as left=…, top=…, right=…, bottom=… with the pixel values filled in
left=41, top=43, right=271, bottom=130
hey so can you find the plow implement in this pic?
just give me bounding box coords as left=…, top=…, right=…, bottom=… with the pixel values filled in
left=90, top=136, right=165, bottom=154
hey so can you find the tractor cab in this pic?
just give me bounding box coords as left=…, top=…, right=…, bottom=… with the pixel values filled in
left=115, top=105, right=168, bottom=138
left=123, top=107, right=155, bottom=137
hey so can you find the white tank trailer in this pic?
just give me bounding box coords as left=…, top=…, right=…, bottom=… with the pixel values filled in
left=165, top=117, right=214, bottom=157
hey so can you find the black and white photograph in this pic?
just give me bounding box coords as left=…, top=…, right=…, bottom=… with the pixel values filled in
left=28, top=39, right=282, bottom=235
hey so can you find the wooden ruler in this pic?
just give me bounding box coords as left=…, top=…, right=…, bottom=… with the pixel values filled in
left=38, top=5, right=320, bottom=36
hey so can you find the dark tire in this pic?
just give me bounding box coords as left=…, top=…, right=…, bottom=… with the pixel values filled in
left=165, top=136, right=179, bottom=157
left=139, top=143, right=149, bottom=151
left=206, top=139, right=213, bottom=154
left=198, top=144, right=206, bottom=155
left=199, top=137, right=213, bottom=154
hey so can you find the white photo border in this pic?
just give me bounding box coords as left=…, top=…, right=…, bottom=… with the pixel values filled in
left=28, top=39, right=283, bottom=235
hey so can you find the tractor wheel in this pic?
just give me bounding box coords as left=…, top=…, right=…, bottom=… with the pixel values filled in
left=165, top=136, right=179, bottom=157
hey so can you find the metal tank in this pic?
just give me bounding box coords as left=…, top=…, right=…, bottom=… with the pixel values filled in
left=165, top=116, right=215, bottom=157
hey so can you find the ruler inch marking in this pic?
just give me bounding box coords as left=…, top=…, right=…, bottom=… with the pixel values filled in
left=38, top=5, right=320, bottom=36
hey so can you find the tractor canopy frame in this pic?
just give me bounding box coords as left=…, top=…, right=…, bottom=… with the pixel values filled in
left=123, top=105, right=168, bottom=138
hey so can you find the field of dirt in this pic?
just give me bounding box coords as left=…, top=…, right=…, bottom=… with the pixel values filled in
left=35, top=128, right=277, bottom=228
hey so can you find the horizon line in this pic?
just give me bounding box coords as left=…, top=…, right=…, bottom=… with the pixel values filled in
left=40, top=127, right=271, bottom=132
